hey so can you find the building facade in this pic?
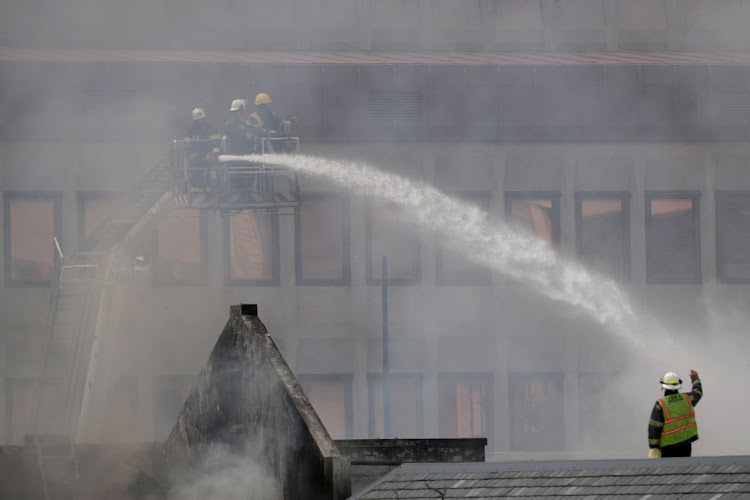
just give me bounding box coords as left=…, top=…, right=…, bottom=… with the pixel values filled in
left=2, top=0, right=750, bottom=460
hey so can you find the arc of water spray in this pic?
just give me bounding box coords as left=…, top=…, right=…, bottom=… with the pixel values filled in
left=222, top=154, right=652, bottom=347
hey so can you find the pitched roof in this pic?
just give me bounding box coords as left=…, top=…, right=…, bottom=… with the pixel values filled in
left=350, top=455, right=750, bottom=499
left=2, top=48, right=750, bottom=66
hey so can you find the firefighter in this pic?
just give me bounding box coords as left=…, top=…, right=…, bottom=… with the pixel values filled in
left=250, top=93, right=297, bottom=151
left=224, top=99, right=258, bottom=155
left=184, top=108, right=221, bottom=191
left=648, top=369, right=703, bottom=458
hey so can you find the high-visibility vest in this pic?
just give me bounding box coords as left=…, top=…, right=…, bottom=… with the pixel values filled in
left=658, top=393, right=698, bottom=447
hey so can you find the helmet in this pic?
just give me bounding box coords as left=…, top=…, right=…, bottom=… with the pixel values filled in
left=660, top=371, right=682, bottom=391
left=255, top=93, right=272, bottom=105
left=192, top=108, right=206, bottom=120
left=229, top=99, right=246, bottom=112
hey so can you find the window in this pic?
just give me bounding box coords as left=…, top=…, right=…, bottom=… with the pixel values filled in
left=505, top=192, right=561, bottom=246
left=77, top=192, right=126, bottom=249
left=4, top=192, right=61, bottom=287
left=716, top=191, right=750, bottom=283
left=437, top=193, right=492, bottom=285
left=153, top=375, right=196, bottom=441
left=298, top=374, right=352, bottom=439
left=509, top=373, right=564, bottom=452
left=6, top=378, right=61, bottom=444
left=368, top=374, right=423, bottom=438
left=645, top=192, right=701, bottom=284
left=575, top=192, right=630, bottom=281
left=578, top=372, right=619, bottom=449
left=295, top=193, right=350, bottom=285
left=223, top=209, right=279, bottom=286
left=153, top=208, right=207, bottom=285
left=438, top=373, right=493, bottom=442
left=366, top=200, right=420, bottom=285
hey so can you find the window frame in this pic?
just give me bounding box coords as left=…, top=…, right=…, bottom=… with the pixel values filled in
left=437, top=372, right=494, bottom=444
left=504, top=191, right=562, bottom=247
left=575, top=191, right=631, bottom=282
left=365, top=199, right=421, bottom=286
left=715, top=190, right=750, bottom=284
left=298, top=373, right=353, bottom=439
left=367, top=372, right=424, bottom=438
left=645, top=190, right=701, bottom=284
left=295, top=192, right=351, bottom=286
left=508, top=371, right=565, bottom=452
left=436, top=191, right=494, bottom=286
left=5, top=377, right=62, bottom=444
left=152, top=208, right=209, bottom=286
left=222, top=209, right=280, bottom=287
left=76, top=191, right=126, bottom=250
left=3, top=191, right=62, bottom=288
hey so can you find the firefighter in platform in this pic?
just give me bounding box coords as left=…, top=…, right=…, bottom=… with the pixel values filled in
left=648, top=369, right=703, bottom=458
left=224, top=99, right=258, bottom=155
left=250, top=92, right=298, bottom=152
left=184, top=107, right=221, bottom=191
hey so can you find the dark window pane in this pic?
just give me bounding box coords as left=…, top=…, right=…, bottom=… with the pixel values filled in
left=225, top=210, right=278, bottom=284
left=438, top=373, right=492, bottom=441
left=367, top=200, right=420, bottom=285
left=154, top=208, right=205, bottom=284
left=716, top=192, right=750, bottom=283
left=296, top=194, right=350, bottom=284
left=7, top=198, right=57, bottom=283
left=577, top=194, right=630, bottom=281
left=646, top=194, right=701, bottom=284
left=509, top=373, right=564, bottom=452
left=507, top=197, right=559, bottom=245
left=299, top=375, right=352, bottom=439
left=369, top=374, right=423, bottom=438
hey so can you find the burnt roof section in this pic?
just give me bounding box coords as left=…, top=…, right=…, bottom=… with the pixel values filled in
left=350, top=455, right=750, bottom=499
left=3, top=48, right=750, bottom=66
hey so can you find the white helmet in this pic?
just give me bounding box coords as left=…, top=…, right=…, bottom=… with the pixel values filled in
left=660, top=371, right=682, bottom=391
left=192, top=108, right=206, bottom=120
left=229, top=99, right=246, bottom=112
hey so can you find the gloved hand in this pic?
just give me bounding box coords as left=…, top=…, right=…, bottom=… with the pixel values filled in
left=648, top=448, right=661, bottom=459
left=690, top=369, right=699, bottom=380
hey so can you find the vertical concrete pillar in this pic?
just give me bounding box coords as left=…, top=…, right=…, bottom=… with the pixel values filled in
left=206, top=212, right=224, bottom=288
left=631, top=149, right=647, bottom=288
left=419, top=0, right=433, bottom=50
left=665, top=0, right=679, bottom=50
left=357, top=0, right=372, bottom=50
left=604, top=0, right=619, bottom=50
left=702, top=150, right=717, bottom=284
left=560, top=148, right=577, bottom=260
left=563, top=335, right=579, bottom=452
left=278, top=206, right=298, bottom=369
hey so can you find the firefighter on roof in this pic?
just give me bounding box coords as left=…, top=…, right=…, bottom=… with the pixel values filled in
left=648, top=369, right=703, bottom=458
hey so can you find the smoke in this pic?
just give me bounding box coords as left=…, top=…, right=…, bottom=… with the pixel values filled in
left=168, top=444, right=280, bottom=500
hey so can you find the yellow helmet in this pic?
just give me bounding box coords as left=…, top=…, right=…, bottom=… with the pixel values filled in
left=255, top=93, right=272, bottom=105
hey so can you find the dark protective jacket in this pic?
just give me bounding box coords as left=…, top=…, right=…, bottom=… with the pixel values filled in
left=184, top=119, right=221, bottom=157
left=251, top=108, right=283, bottom=137
left=224, top=113, right=257, bottom=155
left=648, top=376, right=702, bottom=450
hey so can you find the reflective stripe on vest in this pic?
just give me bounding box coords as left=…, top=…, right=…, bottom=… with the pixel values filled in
left=658, top=393, right=698, bottom=447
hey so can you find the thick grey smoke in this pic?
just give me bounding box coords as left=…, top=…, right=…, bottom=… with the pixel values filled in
left=168, top=444, right=280, bottom=500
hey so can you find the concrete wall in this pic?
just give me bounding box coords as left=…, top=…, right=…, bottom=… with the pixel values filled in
left=2, top=0, right=750, bottom=51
